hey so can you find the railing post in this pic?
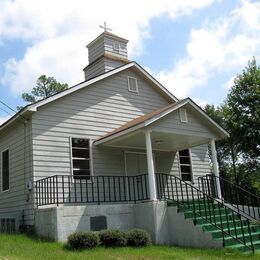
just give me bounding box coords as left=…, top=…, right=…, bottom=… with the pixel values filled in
left=210, top=139, right=222, bottom=199
left=145, top=130, right=157, bottom=201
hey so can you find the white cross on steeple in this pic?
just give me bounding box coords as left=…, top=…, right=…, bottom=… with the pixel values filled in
left=99, top=22, right=112, bottom=32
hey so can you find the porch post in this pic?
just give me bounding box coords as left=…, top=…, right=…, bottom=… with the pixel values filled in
left=210, top=138, right=222, bottom=199
left=145, top=130, right=157, bottom=201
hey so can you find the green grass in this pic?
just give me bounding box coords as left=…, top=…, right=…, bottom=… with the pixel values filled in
left=0, top=234, right=259, bottom=260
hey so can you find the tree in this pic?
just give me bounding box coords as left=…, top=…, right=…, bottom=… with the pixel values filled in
left=225, top=57, right=260, bottom=164
left=18, top=75, right=68, bottom=109
left=205, top=57, right=260, bottom=192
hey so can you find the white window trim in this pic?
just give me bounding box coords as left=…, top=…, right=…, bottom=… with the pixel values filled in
left=1, top=148, right=10, bottom=193
left=177, top=148, right=194, bottom=183
left=127, top=76, right=138, bottom=93
left=69, top=137, right=94, bottom=180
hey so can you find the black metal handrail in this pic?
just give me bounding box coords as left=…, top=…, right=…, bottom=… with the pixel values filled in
left=156, top=173, right=256, bottom=253
left=35, top=174, right=149, bottom=207
left=198, top=174, right=260, bottom=221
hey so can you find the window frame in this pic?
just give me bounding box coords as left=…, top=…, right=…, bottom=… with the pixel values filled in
left=178, top=148, right=193, bottom=183
left=127, top=76, right=138, bottom=93
left=69, top=137, right=93, bottom=180
left=1, top=148, right=10, bottom=193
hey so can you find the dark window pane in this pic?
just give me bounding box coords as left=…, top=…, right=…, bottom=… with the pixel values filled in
left=72, top=148, right=89, bottom=158
left=73, top=159, right=89, bottom=170
left=72, top=138, right=89, bottom=148
left=179, top=156, right=190, bottom=164
left=2, top=150, right=9, bottom=191
left=182, top=174, right=192, bottom=181
left=73, top=169, right=90, bottom=179
left=179, top=149, right=189, bottom=156
left=180, top=165, right=191, bottom=173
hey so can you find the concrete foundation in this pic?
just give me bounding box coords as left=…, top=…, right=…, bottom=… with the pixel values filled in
left=35, top=201, right=223, bottom=248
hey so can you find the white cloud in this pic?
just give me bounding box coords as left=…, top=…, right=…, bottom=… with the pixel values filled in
left=0, top=0, right=214, bottom=94
left=223, top=76, right=235, bottom=90
left=156, top=0, right=260, bottom=99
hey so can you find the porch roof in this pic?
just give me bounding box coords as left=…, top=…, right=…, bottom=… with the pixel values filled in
left=95, top=98, right=229, bottom=149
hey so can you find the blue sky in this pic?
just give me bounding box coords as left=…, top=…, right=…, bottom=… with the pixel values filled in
left=0, top=0, right=259, bottom=124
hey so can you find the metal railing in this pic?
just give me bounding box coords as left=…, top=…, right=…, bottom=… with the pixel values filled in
left=35, top=174, right=149, bottom=207
left=156, top=173, right=256, bottom=253
left=198, top=174, right=260, bottom=221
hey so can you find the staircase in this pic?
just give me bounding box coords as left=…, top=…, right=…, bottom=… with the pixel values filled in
left=156, top=173, right=260, bottom=253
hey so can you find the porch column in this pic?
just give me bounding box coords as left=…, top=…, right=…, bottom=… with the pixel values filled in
left=145, top=130, right=157, bottom=201
left=210, top=138, right=222, bottom=199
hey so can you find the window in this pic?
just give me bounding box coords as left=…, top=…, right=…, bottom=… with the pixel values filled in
left=127, top=76, right=138, bottom=93
left=179, top=108, right=188, bottom=122
left=71, top=138, right=91, bottom=179
left=113, top=42, right=120, bottom=52
left=1, top=149, right=9, bottom=191
left=179, top=149, right=192, bottom=182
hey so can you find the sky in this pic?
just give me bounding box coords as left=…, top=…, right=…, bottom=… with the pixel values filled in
left=0, top=0, right=259, bottom=124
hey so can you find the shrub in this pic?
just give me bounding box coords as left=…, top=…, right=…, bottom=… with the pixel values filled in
left=127, top=229, right=151, bottom=247
left=99, top=229, right=127, bottom=247
left=67, top=232, right=99, bottom=250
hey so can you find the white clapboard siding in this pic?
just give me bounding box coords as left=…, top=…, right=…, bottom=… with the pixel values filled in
left=0, top=121, right=34, bottom=226
left=32, top=68, right=171, bottom=180
left=88, top=37, right=105, bottom=64
left=84, top=58, right=106, bottom=80
left=104, top=37, right=127, bottom=57
left=151, top=107, right=219, bottom=139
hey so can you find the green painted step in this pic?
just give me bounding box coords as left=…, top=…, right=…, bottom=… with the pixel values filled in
left=207, top=225, right=260, bottom=239
left=195, top=214, right=237, bottom=224
left=178, top=204, right=220, bottom=212
left=199, top=219, right=248, bottom=231
left=215, top=231, right=260, bottom=246
left=225, top=239, right=260, bottom=252
left=166, top=199, right=260, bottom=253
left=184, top=208, right=231, bottom=218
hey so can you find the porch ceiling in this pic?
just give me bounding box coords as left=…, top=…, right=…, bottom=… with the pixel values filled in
left=100, top=130, right=210, bottom=152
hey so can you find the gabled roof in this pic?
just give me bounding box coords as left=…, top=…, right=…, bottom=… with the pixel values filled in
left=95, top=98, right=230, bottom=145
left=0, top=62, right=178, bottom=132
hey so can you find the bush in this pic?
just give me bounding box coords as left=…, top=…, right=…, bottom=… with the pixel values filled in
left=127, top=229, right=151, bottom=247
left=99, top=229, right=127, bottom=247
left=67, top=232, right=99, bottom=250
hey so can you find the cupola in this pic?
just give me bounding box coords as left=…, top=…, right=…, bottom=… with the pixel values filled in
left=83, top=23, right=130, bottom=80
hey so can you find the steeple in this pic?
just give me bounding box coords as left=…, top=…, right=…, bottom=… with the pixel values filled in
left=83, top=25, right=129, bottom=80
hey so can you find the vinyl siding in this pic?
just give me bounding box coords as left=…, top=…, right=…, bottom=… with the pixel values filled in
left=104, top=36, right=127, bottom=57
left=0, top=120, right=34, bottom=227
left=104, top=59, right=126, bottom=72
left=32, top=68, right=172, bottom=180
left=84, top=58, right=105, bottom=80
left=155, top=144, right=211, bottom=185
left=151, top=106, right=219, bottom=139
left=88, top=38, right=105, bottom=64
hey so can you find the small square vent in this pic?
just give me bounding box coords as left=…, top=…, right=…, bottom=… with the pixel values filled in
left=179, top=108, right=188, bottom=123
left=128, top=76, right=138, bottom=93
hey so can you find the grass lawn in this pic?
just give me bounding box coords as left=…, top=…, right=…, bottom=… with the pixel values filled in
left=0, top=234, right=259, bottom=260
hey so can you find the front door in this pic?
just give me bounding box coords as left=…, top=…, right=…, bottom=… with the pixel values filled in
left=125, top=152, right=148, bottom=176
left=125, top=152, right=149, bottom=200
